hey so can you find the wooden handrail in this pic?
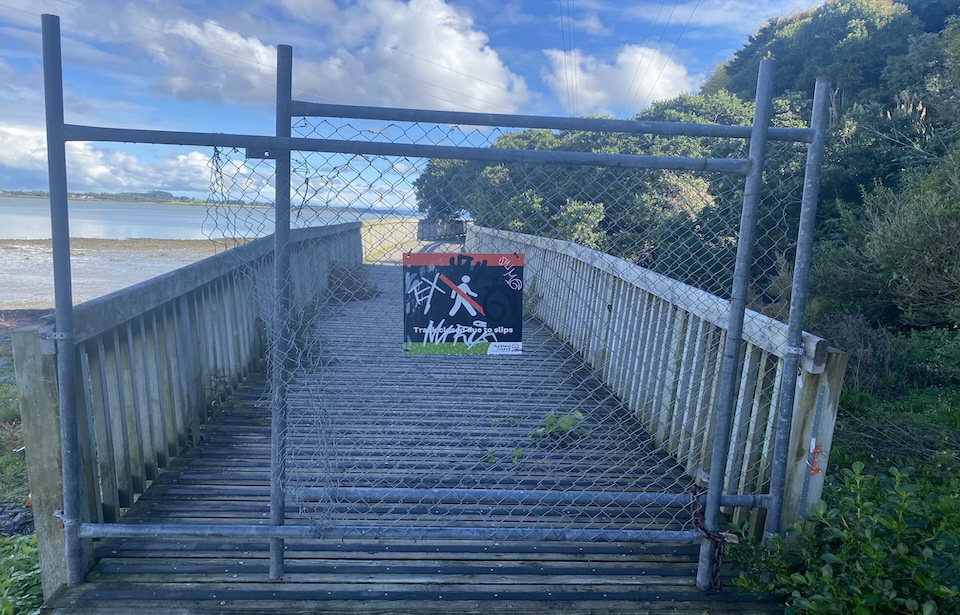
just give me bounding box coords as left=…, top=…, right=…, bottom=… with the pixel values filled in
left=12, top=221, right=388, bottom=597
left=468, top=225, right=847, bottom=531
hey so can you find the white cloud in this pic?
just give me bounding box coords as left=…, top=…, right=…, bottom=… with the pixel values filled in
left=275, top=0, right=339, bottom=20
left=0, top=123, right=48, bottom=188
left=553, top=11, right=610, bottom=37
left=65, top=146, right=214, bottom=193
left=542, top=45, right=696, bottom=116
left=288, top=0, right=529, bottom=112
left=0, top=124, right=216, bottom=194
left=13, top=0, right=529, bottom=112
left=575, top=13, right=610, bottom=36
left=127, top=10, right=276, bottom=105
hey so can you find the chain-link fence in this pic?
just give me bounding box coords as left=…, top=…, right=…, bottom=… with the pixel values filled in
left=200, top=107, right=813, bottom=548
left=34, top=21, right=841, bottom=593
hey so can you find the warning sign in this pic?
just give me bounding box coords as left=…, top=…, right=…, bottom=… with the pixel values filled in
left=403, top=253, right=524, bottom=355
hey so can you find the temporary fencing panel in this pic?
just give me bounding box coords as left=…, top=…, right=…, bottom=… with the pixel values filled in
left=33, top=16, right=840, bottom=593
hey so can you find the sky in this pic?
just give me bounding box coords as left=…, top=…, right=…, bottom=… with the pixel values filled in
left=0, top=0, right=820, bottom=198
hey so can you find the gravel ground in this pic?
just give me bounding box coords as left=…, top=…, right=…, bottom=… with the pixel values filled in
left=0, top=502, right=33, bottom=536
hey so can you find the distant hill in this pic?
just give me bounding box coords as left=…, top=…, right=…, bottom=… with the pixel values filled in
left=0, top=189, right=204, bottom=204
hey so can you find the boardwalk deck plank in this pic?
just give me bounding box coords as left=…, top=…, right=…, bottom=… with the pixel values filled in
left=42, top=263, right=781, bottom=614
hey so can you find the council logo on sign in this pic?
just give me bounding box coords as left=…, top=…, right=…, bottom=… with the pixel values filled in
left=403, top=253, right=524, bottom=355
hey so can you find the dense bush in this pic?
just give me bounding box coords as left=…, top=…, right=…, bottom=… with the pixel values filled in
left=890, top=327, right=960, bottom=391
left=811, top=313, right=893, bottom=393
left=0, top=535, right=41, bottom=615
left=864, top=187, right=960, bottom=328
left=729, top=463, right=960, bottom=614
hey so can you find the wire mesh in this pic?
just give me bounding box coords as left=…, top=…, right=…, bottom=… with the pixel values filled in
left=203, top=114, right=809, bottom=541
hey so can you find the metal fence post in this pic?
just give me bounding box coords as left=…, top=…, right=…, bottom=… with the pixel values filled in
left=42, top=13, right=85, bottom=588
left=270, top=43, right=293, bottom=581
left=696, top=59, right=776, bottom=591
left=764, top=76, right=832, bottom=537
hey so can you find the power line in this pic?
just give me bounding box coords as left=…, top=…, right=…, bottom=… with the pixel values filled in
left=567, top=0, right=580, bottom=116
left=384, top=45, right=515, bottom=94
left=558, top=0, right=573, bottom=114
left=616, top=0, right=672, bottom=118
left=630, top=0, right=700, bottom=115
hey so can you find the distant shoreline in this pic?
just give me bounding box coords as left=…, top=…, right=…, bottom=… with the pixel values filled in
left=0, top=194, right=220, bottom=208
left=0, top=237, right=220, bottom=250
left=0, top=191, right=208, bottom=206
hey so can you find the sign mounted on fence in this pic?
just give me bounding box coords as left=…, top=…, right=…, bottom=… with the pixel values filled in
left=403, top=253, right=524, bottom=355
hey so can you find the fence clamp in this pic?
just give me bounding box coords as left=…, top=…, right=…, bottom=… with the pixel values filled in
left=690, top=485, right=724, bottom=591
left=245, top=147, right=276, bottom=160
left=38, top=328, right=72, bottom=355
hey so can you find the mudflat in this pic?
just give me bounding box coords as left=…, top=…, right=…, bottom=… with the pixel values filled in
left=0, top=238, right=219, bottom=309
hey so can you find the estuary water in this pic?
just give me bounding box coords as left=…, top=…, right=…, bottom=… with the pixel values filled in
left=0, top=196, right=380, bottom=240
left=0, top=196, right=405, bottom=308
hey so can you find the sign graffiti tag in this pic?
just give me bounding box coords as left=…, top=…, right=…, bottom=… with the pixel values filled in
left=403, top=253, right=524, bottom=355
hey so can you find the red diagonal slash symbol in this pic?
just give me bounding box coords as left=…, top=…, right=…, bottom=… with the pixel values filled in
left=438, top=273, right=486, bottom=317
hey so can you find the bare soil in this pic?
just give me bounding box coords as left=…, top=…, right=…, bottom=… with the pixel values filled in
left=0, top=309, right=53, bottom=348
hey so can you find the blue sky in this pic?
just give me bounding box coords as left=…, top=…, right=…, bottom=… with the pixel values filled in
left=0, top=0, right=819, bottom=197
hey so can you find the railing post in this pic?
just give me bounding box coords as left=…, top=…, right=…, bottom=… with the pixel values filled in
left=783, top=349, right=847, bottom=525
left=270, top=43, right=293, bottom=581
left=13, top=327, right=66, bottom=598
left=764, top=76, right=832, bottom=537
left=42, top=13, right=85, bottom=587
left=696, top=59, right=776, bottom=591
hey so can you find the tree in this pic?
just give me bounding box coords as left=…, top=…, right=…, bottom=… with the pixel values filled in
left=709, top=0, right=921, bottom=102
left=551, top=200, right=606, bottom=249
left=413, top=158, right=479, bottom=221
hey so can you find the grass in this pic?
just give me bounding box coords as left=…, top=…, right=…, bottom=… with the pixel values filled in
left=0, top=342, right=28, bottom=506
left=0, top=445, right=29, bottom=506
left=403, top=341, right=493, bottom=354
left=0, top=341, right=40, bottom=615
left=0, top=355, right=18, bottom=423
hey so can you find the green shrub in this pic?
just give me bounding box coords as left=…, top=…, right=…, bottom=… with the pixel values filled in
left=831, top=389, right=960, bottom=477
left=530, top=410, right=589, bottom=443
left=0, top=535, right=42, bottom=615
left=864, top=185, right=960, bottom=329
left=0, top=351, right=20, bottom=423
left=729, top=463, right=960, bottom=614
left=811, top=313, right=893, bottom=393
left=0, top=452, right=30, bottom=505
left=891, top=328, right=960, bottom=390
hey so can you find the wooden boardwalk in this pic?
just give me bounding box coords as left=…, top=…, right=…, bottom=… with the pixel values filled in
left=43, top=264, right=782, bottom=614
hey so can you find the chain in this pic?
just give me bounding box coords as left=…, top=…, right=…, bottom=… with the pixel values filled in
left=690, top=485, right=724, bottom=591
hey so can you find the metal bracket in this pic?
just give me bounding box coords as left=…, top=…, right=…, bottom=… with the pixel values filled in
left=39, top=331, right=73, bottom=341
left=38, top=326, right=70, bottom=355
left=245, top=147, right=277, bottom=160
left=785, top=345, right=804, bottom=356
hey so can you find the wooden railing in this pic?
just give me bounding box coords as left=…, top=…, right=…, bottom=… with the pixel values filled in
left=12, top=221, right=413, bottom=597
left=15, top=219, right=845, bottom=596
left=468, top=226, right=848, bottom=530
left=417, top=219, right=468, bottom=241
